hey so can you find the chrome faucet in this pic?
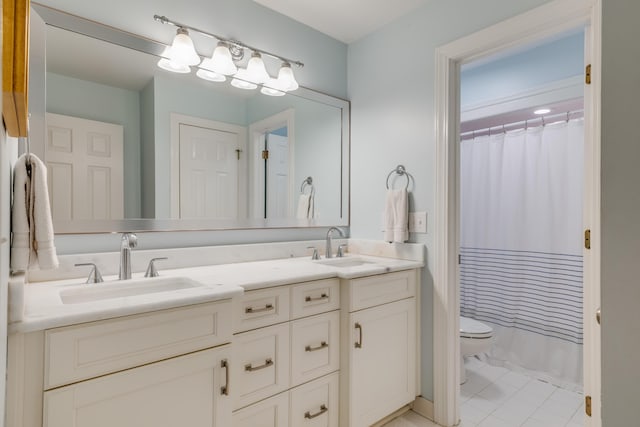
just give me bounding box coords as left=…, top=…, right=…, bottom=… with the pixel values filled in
left=119, top=233, right=138, bottom=280
left=325, top=227, right=345, bottom=258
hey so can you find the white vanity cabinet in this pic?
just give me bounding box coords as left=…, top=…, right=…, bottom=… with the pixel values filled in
left=231, top=278, right=341, bottom=427
left=7, top=300, right=233, bottom=427
left=340, top=270, right=419, bottom=427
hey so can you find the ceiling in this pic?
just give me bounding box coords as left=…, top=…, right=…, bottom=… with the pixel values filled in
left=252, top=0, right=429, bottom=43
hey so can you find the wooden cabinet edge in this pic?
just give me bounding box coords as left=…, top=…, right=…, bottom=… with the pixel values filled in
left=2, top=0, right=30, bottom=137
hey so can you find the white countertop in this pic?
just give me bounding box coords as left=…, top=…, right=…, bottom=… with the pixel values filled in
left=10, top=254, right=423, bottom=334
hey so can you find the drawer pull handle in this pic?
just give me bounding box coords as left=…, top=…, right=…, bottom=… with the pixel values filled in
left=355, top=322, right=363, bottom=348
left=305, top=341, right=328, bottom=352
left=245, top=358, right=274, bottom=372
left=220, top=359, right=229, bottom=396
left=305, top=404, right=328, bottom=419
left=245, top=303, right=274, bottom=314
left=305, top=293, right=328, bottom=302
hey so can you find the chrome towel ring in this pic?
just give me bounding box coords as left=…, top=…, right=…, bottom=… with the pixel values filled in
left=386, top=165, right=412, bottom=190
left=300, top=176, right=315, bottom=196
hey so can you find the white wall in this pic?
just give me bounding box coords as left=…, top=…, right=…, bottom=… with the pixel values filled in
left=600, top=0, right=640, bottom=424
left=347, top=0, right=553, bottom=400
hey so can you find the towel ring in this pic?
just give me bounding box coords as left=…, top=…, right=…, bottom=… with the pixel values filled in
left=300, top=176, right=314, bottom=195
left=386, top=165, right=411, bottom=190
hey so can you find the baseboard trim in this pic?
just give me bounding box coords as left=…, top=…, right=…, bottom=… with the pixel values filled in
left=371, top=405, right=411, bottom=427
left=411, top=396, right=435, bottom=421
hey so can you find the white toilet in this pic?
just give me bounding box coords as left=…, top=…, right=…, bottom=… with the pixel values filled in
left=460, top=316, right=493, bottom=384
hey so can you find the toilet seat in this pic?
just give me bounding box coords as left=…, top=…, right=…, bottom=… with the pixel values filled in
left=460, top=316, right=492, bottom=339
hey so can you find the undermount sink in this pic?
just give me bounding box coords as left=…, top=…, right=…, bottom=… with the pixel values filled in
left=59, top=276, right=203, bottom=304
left=315, top=257, right=376, bottom=268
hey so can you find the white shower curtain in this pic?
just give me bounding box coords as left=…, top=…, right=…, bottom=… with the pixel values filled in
left=460, top=119, right=584, bottom=389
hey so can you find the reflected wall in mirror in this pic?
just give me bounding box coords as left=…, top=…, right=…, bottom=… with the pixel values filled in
left=31, top=4, right=349, bottom=233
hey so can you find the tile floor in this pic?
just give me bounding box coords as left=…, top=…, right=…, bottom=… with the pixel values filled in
left=384, top=358, right=584, bottom=427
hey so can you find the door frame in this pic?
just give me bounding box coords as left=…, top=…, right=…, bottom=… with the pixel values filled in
left=248, top=109, right=295, bottom=219
left=432, top=0, right=602, bottom=426
left=169, top=113, right=248, bottom=219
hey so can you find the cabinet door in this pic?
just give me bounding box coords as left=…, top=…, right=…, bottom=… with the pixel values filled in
left=349, top=298, right=416, bottom=427
left=44, top=345, right=232, bottom=427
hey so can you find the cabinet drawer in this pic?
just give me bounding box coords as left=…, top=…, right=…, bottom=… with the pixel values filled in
left=349, top=270, right=416, bottom=312
left=291, top=311, right=340, bottom=387
left=45, top=301, right=232, bottom=389
left=291, top=279, right=340, bottom=320
left=290, top=372, right=339, bottom=427
left=232, top=391, right=289, bottom=427
left=232, top=322, right=290, bottom=410
left=233, top=286, right=290, bottom=333
left=44, top=345, right=232, bottom=427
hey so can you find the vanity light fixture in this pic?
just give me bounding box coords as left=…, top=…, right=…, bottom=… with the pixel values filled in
left=154, top=14, right=303, bottom=94
left=162, top=27, right=201, bottom=67
left=245, top=52, right=270, bottom=84
left=230, top=68, right=258, bottom=90
left=200, top=41, right=238, bottom=76
left=196, top=68, right=226, bottom=82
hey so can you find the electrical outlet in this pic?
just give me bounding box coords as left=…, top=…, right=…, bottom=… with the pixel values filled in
left=408, top=211, right=427, bottom=233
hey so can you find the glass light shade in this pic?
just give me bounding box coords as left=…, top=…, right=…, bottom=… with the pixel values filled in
left=167, top=28, right=201, bottom=66
left=245, top=52, right=270, bottom=84
left=261, top=78, right=286, bottom=96
left=230, top=69, right=258, bottom=90
left=157, top=58, right=191, bottom=73
left=277, top=62, right=299, bottom=91
left=196, top=68, right=226, bottom=82
left=200, top=42, right=238, bottom=75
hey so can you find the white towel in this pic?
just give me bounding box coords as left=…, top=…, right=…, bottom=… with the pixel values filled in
left=384, top=189, right=409, bottom=243
left=296, top=193, right=314, bottom=219
left=11, top=153, right=59, bottom=271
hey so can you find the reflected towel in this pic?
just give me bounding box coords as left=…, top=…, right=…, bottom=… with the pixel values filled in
left=11, top=153, right=59, bottom=271
left=296, top=193, right=314, bottom=219
left=384, top=189, right=409, bottom=243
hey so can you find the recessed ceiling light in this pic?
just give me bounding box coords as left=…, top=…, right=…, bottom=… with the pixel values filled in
left=534, top=108, right=551, bottom=115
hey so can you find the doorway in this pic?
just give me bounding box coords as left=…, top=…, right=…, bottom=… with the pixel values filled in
left=432, top=1, right=602, bottom=426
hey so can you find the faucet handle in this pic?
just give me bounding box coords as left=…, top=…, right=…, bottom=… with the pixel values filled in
left=145, top=257, right=168, bottom=278
left=337, top=244, right=347, bottom=258
left=75, top=263, right=104, bottom=284
left=122, top=232, right=138, bottom=248
left=307, top=246, right=320, bottom=260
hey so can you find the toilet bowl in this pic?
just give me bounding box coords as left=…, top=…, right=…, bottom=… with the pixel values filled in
left=460, top=316, right=493, bottom=384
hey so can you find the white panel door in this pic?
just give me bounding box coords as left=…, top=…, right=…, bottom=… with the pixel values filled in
left=349, top=298, right=416, bottom=427
left=266, top=133, right=290, bottom=218
left=43, top=346, right=232, bottom=427
left=179, top=124, right=239, bottom=219
left=45, top=113, right=124, bottom=221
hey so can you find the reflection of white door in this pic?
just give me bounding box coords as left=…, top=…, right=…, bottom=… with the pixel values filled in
left=179, top=124, right=239, bottom=219
left=266, top=133, right=289, bottom=218
left=44, top=113, right=124, bottom=221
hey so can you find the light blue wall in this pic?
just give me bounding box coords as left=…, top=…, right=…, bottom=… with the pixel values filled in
left=347, top=0, right=554, bottom=400
left=46, top=72, right=142, bottom=217
left=461, top=31, right=584, bottom=107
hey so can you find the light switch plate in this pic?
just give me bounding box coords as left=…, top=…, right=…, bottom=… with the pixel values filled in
left=409, top=211, right=427, bottom=233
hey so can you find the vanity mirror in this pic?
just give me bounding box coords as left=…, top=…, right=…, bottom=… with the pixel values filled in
left=30, top=3, right=349, bottom=234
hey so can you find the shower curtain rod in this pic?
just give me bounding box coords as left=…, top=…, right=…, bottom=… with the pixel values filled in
left=461, top=109, right=584, bottom=140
